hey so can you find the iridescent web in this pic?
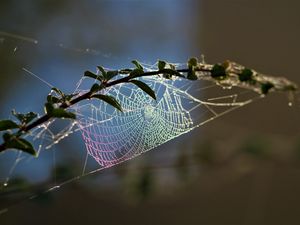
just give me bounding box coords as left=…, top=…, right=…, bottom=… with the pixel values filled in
left=72, top=63, right=256, bottom=168
left=10, top=60, right=295, bottom=171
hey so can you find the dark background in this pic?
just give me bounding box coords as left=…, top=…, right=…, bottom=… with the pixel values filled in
left=0, top=0, right=300, bottom=225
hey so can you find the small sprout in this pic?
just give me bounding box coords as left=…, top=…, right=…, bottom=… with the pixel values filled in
left=222, top=60, right=230, bottom=69
left=12, top=110, right=37, bottom=125
left=187, top=57, right=198, bottom=80
left=51, top=87, right=64, bottom=97
left=158, top=60, right=166, bottom=70
left=47, top=95, right=60, bottom=104
left=211, top=64, right=227, bottom=80
left=136, top=170, right=153, bottom=200
left=131, top=60, right=144, bottom=70
left=188, top=57, right=198, bottom=67
left=129, top=60, right=144, bottom=77
left=261, top=82, right=274, bottom=95
left=129, top=68, right=144, bottom=77
left=239, top=68, right=253, bottom=82
left=130, top=80, right=156, bottom=100
left=0, top=120, right=20, bottom=131
left=157, top=60, right=180, bottom=79
left=91, top=94, right=123, bottom=112
left=97, top=66, right=107, bottom=78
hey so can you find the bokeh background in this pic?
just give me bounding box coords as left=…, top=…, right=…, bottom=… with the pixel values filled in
left=0, top=0, right=300, bottom=224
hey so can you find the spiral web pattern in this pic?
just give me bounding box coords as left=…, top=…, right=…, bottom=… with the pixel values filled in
left=73, top=67, right=254, bottom=167
left=75, top=77, right=193, bottom=167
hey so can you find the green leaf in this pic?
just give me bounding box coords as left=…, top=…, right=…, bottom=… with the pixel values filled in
left=51, top=109, right=76, bottom=119
left=131, top=60, right=143, bottom=70
left=64, top=93, right=78, bottom=101
left=3, top=133, right=36, bottom=156
left=130, top=80, right=156, bottom=100
left=44, top=103, right=76, bottom=119
left=261, top=82, right=274, bottom=95
left=44, top=102, right=54, bottom=115
left=239, top=68, right=253, bottom=82
left=90, top=83, right=102, bottom=93
left=97, top=66, right=107, bottom=79
left=11, top=110, right=37, bottom=124
left=187, top=58, right=198, bottom=80
left=158, top=60, right=166, bottom=70
left=84, top=70, right=104, bottom=82
left=129, top=68, right=144, bottom=77
left=51, top=87, right=64, bottom=97
left=187, top=66, right=198, bottom=80
left=119, top=69, right=133, bottom=74
left=84, top=70, right=98, bottom=79
left=211, top=64, right=227, bottom=80
left=106, top=70, right=119, bottom=80
left=47, top=95, right=60, bottom=104
left=84, top=70, right=103, bottom=81
left=188, top=57, right=198, bottom=67
left=91, top=94, right=123, bottom=112
left=161, top=69, right=184, bottom=79
left=0, top=120, right=19, bottom=131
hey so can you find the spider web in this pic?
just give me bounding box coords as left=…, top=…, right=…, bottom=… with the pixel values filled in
left=0, top=31, right=296, bottom=215
left=72, top=64, right=255, bottom=168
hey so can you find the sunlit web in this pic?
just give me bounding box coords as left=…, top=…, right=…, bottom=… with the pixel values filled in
left=72, top=63, right=255, bottom=168
left=0, top=31, right=298, bottom=215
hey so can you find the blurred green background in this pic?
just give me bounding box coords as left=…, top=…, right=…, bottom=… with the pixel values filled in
left=0, top=0, right=300, bottom=225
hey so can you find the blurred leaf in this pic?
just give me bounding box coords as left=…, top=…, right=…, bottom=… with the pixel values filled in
left=194, top=140, right=215, bottom=165
left=175, top=151, right=189, bottom=180
left=91, top=94, right=122, bottom=112
left=130, top=80, right=156, bottom=100
left=240, top=136, right=269, bottom=159
left=53, top=165, right=74, bottom=181
left=136, top=170, right=152, bottom=201
left=0, top=120, right=19, bottom=131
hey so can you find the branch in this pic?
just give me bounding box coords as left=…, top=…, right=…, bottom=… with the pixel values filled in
left=0, top=58, right=297, bottom=155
